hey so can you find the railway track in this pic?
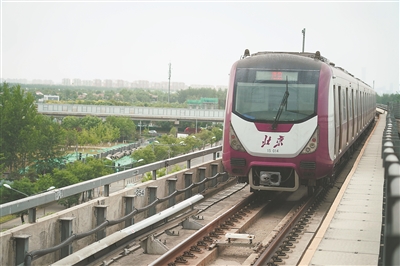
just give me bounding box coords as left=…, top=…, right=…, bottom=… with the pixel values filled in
left=96, top=122, right=372, bottom=266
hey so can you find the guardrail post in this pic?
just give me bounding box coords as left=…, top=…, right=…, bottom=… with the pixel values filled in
left=148, top=186, right=158, bottom=217
left=383, top=163, right=400, bottom=266
left=167, top=178, right=177, bottom=207
left=59, top=217, right=75, bottom=258
left=28, top=207, right=36, bottom=223
left=14, top=235, right=30, bottom=266
left=152, top=170, right=157, bottom=181
left=198, top=167, right=206, bottom=193
left=95, top=205, right=108, bottom=240
left=123, top=195, right=135, bottom=227
left=211, top=163, right=219, bottom=187
left=184, top=172, right=193, bottom=199
left=186, top=159, right=191, bottom=169
left=104, top=184, right=110, bottom=197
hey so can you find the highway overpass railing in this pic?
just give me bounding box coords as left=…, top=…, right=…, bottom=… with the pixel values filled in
left=37, top=103, right=225, bottom=122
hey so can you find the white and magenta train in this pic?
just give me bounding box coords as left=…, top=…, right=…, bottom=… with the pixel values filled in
left=222, top=50, right=376, bottom=194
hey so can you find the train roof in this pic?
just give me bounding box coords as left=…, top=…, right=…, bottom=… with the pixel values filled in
left=240, top=49, right=373, bottom=89
left=243, top=50, right=330, bottom=63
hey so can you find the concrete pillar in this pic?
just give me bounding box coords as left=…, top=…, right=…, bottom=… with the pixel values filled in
left=211, top=163, right=219, bottom=187
left=167, top=178, right=177, bottom=207
left=123, top=195, right=135, bottom=228
left=198, top=167, right=206, bottom=193
left=184, top=172, right=193, bottom=200
left=95, top=205, right=108, bottom=240
left=147, top=186, right=158, bottom=217
left=104, top=184, right=110, bottom=197
left=59, top=217, right=75, bottom=259
left=14, top=234, right=30, bottom=266
left=28, top=207, right=36, bottom=224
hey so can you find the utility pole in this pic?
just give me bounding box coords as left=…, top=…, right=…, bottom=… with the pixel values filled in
left=168, top=62, right=171, bottom=103
left=302, top=28, right=306, bottom=53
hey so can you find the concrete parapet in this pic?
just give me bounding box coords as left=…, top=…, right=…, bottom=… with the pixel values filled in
left=0, top=159, right=224, bottom=266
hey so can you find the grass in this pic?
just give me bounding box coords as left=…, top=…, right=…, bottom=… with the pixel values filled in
left=0, top=214, right=17, bottom=224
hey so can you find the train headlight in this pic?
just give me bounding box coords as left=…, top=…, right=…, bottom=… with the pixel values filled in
left=301, top=127, right=319, bottom=154
left=229, top=124, right=246, bottom=152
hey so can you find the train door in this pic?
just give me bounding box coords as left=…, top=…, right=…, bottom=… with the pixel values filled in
left=354, top=89, right=358, bottom=135
left=333, top=85, right=340, bottom=156
left=349, top=88, right=354, bottom=141
left=338, top=86, right=345, bottom=152
left=343, top=87, right=348, bottom=147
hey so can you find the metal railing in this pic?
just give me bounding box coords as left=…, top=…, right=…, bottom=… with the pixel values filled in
left=379, top=102, right=400, bottom=266
left=37, top=103, right=225, bottom=122
left=0, top=146, right=222, bottom=217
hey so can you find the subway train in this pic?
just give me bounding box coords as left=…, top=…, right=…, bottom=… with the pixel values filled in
left=222, top=50, right=376, bottom=195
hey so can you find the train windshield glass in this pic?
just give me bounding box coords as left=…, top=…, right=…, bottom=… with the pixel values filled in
left=234, top=69, right=319, bottom=122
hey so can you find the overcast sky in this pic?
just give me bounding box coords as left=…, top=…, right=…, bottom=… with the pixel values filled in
left=1, top=1, right=399, bottom=94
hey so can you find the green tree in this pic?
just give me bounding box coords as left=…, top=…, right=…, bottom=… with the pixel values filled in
left=105, top=116, right=135, bottom=141
left=51, top=168, right=80, bottom=208
left=0, top=83, right=38, bottom=174
left=61, top=116, right=81, bottom=130
left=131, top=146, right=156, bottom=165
left=80, top=116, right=102, bottom=130
left=31, top=115, right=66, bottom=175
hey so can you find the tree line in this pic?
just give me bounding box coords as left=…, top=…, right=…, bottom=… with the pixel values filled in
left=0, top=83, right=223, bottom=207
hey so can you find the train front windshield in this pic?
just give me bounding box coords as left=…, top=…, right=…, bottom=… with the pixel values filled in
left=234, top=69, right=319, bottom=123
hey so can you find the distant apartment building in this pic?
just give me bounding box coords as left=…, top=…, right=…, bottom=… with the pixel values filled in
left=72, top=79, right=82, bottom=86
left=33, top=79, right=53, bottom=85
left=93, top=79, right=102, bottom=87
left=44, top=95, right=60, bottom=101
left=82, top=80, right=93, bottom=86
left=131, top=80, right=150, bottom=89
left=62, top=78, right=71, bottom=86
left=5, top=78, right=28, bottom=84
left=103, top=79, right=113, bottom=88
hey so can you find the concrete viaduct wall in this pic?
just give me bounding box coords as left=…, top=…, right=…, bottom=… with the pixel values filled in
left=0, top=159, right=228, bottom=266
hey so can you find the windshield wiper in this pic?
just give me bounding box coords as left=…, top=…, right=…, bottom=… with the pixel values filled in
left=272, top=77, right=289, bottom=130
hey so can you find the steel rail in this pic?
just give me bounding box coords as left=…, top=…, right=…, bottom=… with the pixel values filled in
left=149, top=193, right=257, bottom=266
left=252, top=191, right=319, bottom=266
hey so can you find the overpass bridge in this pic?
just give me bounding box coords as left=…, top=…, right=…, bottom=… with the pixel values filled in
left=37, top=103, right=225, bottom=122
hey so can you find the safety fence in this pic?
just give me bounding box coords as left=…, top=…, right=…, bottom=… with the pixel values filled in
left=379, top=102, right=400, bottom=266
left=25, top=172, right=229, bottom=265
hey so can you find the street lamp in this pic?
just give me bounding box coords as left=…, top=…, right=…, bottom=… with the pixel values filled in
left=3, top=184, right=55, bottom=224
left=3, top=184, right=29, bottom=197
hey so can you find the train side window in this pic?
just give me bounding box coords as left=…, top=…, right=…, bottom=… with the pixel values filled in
left=341, top=87, right=346, bottom=122
left=349, top=88, right=353, bottom=119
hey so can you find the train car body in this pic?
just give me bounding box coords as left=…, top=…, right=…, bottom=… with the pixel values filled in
left=222, top=51, right=375, bottom=193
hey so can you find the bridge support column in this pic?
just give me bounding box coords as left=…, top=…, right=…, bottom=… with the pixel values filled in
left=184, top=172, right=193, bottom=200
left=167, top=178, right=177, bottom=207
left=95, top=205, right=108, bottom=240
left=14, top=234, right=30, bottom=266
left=59, top=217, right=75, bottom=259
left=211, top=163, right=219, bottom=187
left=198, top=167, right=206, bottom=193
left=124, top=195, right=135, bottom=228
left=147, top=186, right=158, bottom=217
